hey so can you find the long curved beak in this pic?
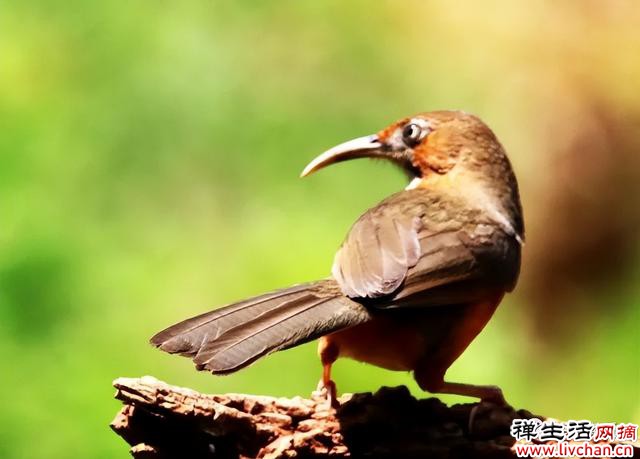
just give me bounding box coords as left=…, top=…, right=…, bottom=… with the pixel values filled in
left=300, top=134, right=385, bottom=177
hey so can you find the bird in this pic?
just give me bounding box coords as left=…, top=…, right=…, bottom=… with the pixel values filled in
left=151, top=110, right=524, bottom=406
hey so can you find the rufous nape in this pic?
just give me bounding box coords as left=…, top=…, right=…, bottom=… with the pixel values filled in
left=151, top=111, right=524, bottom=406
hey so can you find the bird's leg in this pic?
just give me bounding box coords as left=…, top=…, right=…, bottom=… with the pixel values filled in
left=316, top=362, right=338, bottom=407
left=415, top=363, right=507, bottom=404
left=436, top=381, right=506, bottom=404
left=415, top=366, right=509, bottom=433
left=434, top=382, right=508, bottom=434
left=316, top=337, right=339, bottom=408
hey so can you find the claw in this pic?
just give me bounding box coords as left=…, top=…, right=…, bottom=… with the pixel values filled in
left=314, top=361, right=339, bottom=408
left=316, top=378, right=339, bottom=408
left=480, top=385, right=506, bottom=405
left=468, top=388, right=509, bottom=434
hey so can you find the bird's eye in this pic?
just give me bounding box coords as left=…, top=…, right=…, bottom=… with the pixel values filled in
left=401, top=123, right=425, bottom=146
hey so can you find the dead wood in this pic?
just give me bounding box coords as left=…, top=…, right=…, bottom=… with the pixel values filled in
left=110, top=376, right=632, bottom=459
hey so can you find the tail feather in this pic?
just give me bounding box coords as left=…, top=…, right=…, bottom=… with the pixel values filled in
left=194, top=296, right=344, bottom=373
left=150, top=284, right=311, bottom=356
left=150, top=280, right=371, bottom=374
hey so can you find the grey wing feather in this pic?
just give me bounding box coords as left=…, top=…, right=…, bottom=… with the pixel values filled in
left=332, top=207, right=422, bottom=298
left=332, top=189, right=521, bottom=304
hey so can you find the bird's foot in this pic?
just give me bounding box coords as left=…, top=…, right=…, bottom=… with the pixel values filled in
left=423, top=380, right=509, bottom=433
left=314, top=378, right=339, bottom=409
left=478, top=385, right=507, bottom=405
left=430, top=381, right=508, bottom=405
left=468, top=386, right=510, bottom=434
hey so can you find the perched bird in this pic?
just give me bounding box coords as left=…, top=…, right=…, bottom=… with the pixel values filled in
left=151, top=111, right=524, bottom=406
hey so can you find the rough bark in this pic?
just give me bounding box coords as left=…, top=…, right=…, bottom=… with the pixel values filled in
left=110, top=376, right=633, bottom=459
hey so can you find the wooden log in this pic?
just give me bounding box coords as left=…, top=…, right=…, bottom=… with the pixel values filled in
left=109, top=376, right=632, bottom=459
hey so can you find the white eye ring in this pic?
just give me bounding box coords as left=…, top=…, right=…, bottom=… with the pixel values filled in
left=401, top=119, right=430, bottom=146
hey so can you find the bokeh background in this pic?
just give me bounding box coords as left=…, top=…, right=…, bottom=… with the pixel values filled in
left=2, top=1, right=639, bottom=457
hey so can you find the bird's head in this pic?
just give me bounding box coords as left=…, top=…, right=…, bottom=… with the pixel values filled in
left=302, top=110, right=524, bottom=239
left=302, top=110, right=508, bottom=184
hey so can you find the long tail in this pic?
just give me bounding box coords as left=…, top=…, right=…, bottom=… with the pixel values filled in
left=150, top=279, right=370, bottom=374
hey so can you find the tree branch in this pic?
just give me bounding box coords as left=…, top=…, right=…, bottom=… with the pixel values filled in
left=109, top=376, right=627, bottom=459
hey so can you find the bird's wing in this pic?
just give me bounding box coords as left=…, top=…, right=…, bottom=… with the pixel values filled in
left=332, top=188, right=520, bottom=305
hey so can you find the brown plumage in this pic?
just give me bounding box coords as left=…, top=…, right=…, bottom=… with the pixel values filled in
left=151, top=110, right=524, bottom=405
left=152, top=280, right=371, bottom=374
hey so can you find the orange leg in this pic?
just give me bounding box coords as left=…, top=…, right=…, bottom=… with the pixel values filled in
left=414, top=294, right=506, bottom=404
left=414, top=362, right=506, bottom=403
left=434, top=381, right=505, bottom=404
left=415, top=365, right=507, bottom=433
left=317, top=336, right=339, bottom=408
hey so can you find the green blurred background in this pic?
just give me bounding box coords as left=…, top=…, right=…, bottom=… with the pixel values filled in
left=1, top=1, right=639, bottom=457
